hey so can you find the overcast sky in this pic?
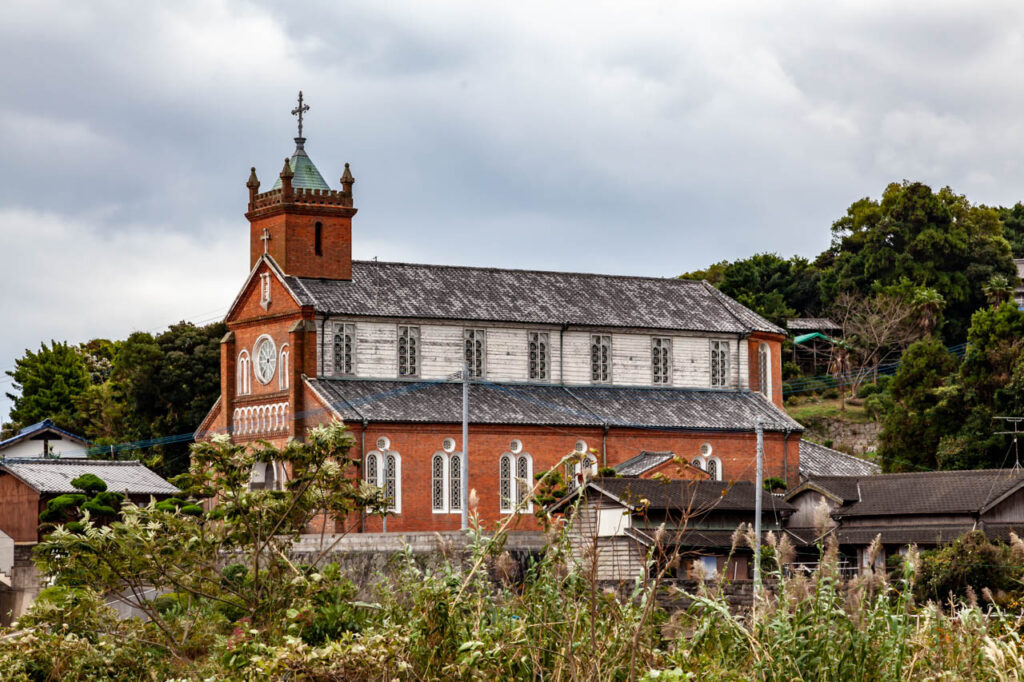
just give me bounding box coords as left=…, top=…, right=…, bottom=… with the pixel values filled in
left=4, top=0, right=1024, bottom=424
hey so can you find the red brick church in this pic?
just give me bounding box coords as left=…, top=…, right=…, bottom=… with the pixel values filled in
left=198, top=97, right=803, bottom=532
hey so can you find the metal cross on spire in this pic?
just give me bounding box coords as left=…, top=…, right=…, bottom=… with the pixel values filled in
left=291, top=91, right=310, bottom=138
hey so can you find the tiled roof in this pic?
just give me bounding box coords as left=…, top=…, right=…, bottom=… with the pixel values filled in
left=799, top=440, right=880, bottom=478
left=614, top=451, right=675, bottom=477
left=285, top=261, right=785, bottom=335
left=786, top=318, right=841, bottom=331
left=0, top=459, right=179, bottom=495
left=0, top=418, right=90, bottom=450
left=834, top=525, right=981, bottom=546
left=588, top=478, right=795, bottom=514
left=793, top=469, right=1024, bottom=517
left=271, top=139, right=330, bottom=191
left=306, top=378, right=803, bottom=432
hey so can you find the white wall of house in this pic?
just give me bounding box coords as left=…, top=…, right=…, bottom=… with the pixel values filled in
left=320, top=317, right=752, bottom=390
left=0, top=438, right=89, bottom=459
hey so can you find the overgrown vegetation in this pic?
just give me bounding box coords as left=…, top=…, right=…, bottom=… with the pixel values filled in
left=3, top=425, right=1024, bottom=680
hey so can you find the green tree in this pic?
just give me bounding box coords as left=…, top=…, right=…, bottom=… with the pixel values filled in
left=998, top=202, right=1024, bottom=258
left=5, top=341, right=91, bottom=433
left=876, top=337, right=958, bottom=472
left=819, top=182, right=1015, bottom=342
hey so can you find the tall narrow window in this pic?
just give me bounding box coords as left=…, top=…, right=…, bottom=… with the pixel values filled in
left=528, top=332, right=549, bottom=381
left=652, top=337, right=671, bottom=385
left=334, top=323, right=355, bottom=376
left=432, top=454, right=446, bottom=512
left=499, top=455, right=513, bottom=512
left=314, top=222, right=323, bottom=256
left=278, top=344, right=290, bottom=390
left=566, top=454, right=597, bottom=491
left=706, top=458, right=719, bottom=481
left=590, top=334, right=612, bottom=383
left=365, top=452, right=379, bottom=487
left=758, top=343, right=771, bottom=398
left=464, top=329, right=485, bottom=378
left=398, top=325, right=420, bottom=377
left=449, top=454, right=462, bottom=512
left=710, top=340, right=729, bottom=387
left=236, top=350, right=251, bottom=395
left=515, top=454, right=531, bottom=506
left=384, top=452, right=399, bottom=513
left=259, top=273, right=272, bottom=309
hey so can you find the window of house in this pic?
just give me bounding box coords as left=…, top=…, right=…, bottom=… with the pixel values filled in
left=431, top=449, right=461, bottom=514
left=652, top=337, right=671, bottom=385
left=236, top=350, right=251, bottom=395
left=464, top=329, right=485, bottom=378
left=366, top=447, right=401, bottom=513
left=500, top=452, right=533, bottom=513
left=334, top=323, right=356, bottom=375
left=710, top=340, right=729, bottom=387
left=758, top=343, right=771, bottom=399
left=529, top=332, right=549, bottom=381
left=706, top=458, right=720, bottom=481
left=398, top=325, right=419, bottom=377
left=590, top=334, right=612, bottom=383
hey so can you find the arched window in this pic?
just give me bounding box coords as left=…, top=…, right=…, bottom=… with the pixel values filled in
left=515, top=453, right=532, bottom=510
left=691, top=457, right=706, bottom=472
left=432, top=453, right=446, bottom=512
left=384, top=452, right=400, bottom=513
left=334, top=324, right=355, bottom=376
left=706, top=458, right=720, bottom=481
left=278, top=344, right=290, bottom=390
left=449, top=454, right=462, bottom=512
left=500, top=454, right=513, bottom=512
left=365, top=452, right=379, bottom=488
left=237, top=350, right=251, bottom=395
left=566, top=453, right=598, bottom=492
left=758, top=343, right=771, bottom=399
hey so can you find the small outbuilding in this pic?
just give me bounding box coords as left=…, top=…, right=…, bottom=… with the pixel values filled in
left=0, top=419, right=91, bottom=459
left=0, top=459, right=179, bottom=543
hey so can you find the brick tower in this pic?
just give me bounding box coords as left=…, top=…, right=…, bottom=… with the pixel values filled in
left=245, top=91, right=357, bottom=280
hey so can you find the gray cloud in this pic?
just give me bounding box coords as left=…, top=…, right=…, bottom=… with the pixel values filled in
left=4, top=0, right=1024, bottom=421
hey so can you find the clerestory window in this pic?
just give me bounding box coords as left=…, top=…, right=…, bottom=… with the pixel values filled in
left=652, top=337, right=671, bottom=385
left=590, top=334, right=612, bottom=383
left=464, top=329, right=485, bottom=378
left=398, top=325, right=419, bottom=377
left=528, top=332, right=549, bottom=381
left=710, top=340, right=729, bottom=388
left=334, top=323, right=356, bottom=376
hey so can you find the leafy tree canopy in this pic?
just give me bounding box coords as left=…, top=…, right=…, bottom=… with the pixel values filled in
left=5, top=341, right=91, bottom=434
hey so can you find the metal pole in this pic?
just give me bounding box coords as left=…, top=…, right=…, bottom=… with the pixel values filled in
left=462, top=363, right=469, bottom=531
left=753, top=417, right=764, bottom=596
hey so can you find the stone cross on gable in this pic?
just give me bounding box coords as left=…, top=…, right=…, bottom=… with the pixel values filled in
left=291, top=90, right=310, bottom=138
left=261, top=227, right=272, bottom=253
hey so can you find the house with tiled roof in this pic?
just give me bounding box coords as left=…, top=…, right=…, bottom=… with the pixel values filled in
left=197, top=96, right=806, bottom=534
left=786, top=469, right=1024, bottom=571
left=0, top=419, right=90, bottom=459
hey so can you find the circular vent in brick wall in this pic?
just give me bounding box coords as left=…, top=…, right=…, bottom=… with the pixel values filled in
left=376, top=437, right=390, bottom=451
left=442, top=437, right=456, bottom=453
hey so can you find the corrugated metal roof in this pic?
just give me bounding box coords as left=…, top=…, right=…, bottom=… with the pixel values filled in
left=306, top=378, right=803, bottom=432
left=799, top=440, right=880, bottom=478
left=0, top=460, right=179, bottom=495
left=286, top=261, right=785, bottom=335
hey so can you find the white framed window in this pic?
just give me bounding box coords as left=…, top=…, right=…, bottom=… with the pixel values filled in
left=253, top=335, right=277, bottom=386
left=758, top=342, right=771, bottom=399
left=528, top=332, right=549, bottom=381
left=464, top=329, right=485, bottom=378
left=431, top=449, right=462, bottom=514
left=691, top=456, right=722, bottom=481
left=365, top=447, right=401, bottom=513
left=278, top=344, right=290, bottom=391
left=499, top=452, right=533, bottom=513
left=334, top=323, right=356, bottom=376
left=652, top=337, right=672, bottom=385
left=236, top=350, right=252, bottom=395
left=259, top=272, right=272, bottom=309
left=691, top=457, right=705, bottom=472
left=710, top=340, right=729, bottom=388
left=398, top=325, right=420, bottom=377
left=590, top=334, right=612, bottom=383
left=249, top=460, right=284, bottom=491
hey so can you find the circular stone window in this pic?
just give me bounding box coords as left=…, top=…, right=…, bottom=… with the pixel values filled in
left=700, top=442, right=713, bottom=457
left=253, top=335, right=277, bottom=385
left=442, top=438, right=456, bottom=453
left=510, top=439, right=523, bottom=454
left=376, top=436, right=391, bottom=452
left=574, top=440, right=588, bottom=454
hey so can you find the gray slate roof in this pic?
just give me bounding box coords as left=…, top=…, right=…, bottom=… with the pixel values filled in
left=285, top=261, right=785, bottom=335
left=307, top=379, right=803, bottom=432
left=614, top=451, right=675, bottom=477
left=0, top=460, right=179, bottom=495
left=799, top=440, right=880, bottom=478
left=794, top=469, right=1024, bottom=517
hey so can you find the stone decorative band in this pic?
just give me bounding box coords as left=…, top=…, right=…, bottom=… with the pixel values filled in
left=232, top=402, right=290, bottom=436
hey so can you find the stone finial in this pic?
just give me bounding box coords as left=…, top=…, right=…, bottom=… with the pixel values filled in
left=341, top=162, right=355, bottom=194
left=246, top=167, right=261, bottom=210
left=279, top=157, right=294, bottom=200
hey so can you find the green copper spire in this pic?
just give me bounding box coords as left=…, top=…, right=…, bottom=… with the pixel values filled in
left=272, top=91, right=331, bottom=191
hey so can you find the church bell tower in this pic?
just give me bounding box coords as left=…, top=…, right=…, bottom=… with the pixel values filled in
left=245, top=91, right=356, bottom=280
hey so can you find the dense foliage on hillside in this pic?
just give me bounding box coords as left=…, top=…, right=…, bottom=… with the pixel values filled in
left=3, top=321, right=225, bottom=476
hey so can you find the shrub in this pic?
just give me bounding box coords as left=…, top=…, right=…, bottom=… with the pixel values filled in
left=763, top=476, right=787, bottom=492
left=821, top=388, right=840, bottom=399
left=916, top=531, right=1020, bottom=602
left=71, top=474, right=107, bottom=495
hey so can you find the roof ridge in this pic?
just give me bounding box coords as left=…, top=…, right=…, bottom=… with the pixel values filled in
left=344, top=259, right=710, bottom=286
